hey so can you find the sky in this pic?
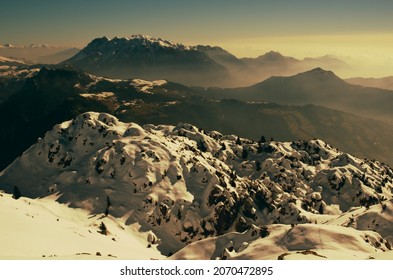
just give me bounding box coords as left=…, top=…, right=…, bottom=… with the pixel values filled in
left=1, top=0, right=393, bottom=76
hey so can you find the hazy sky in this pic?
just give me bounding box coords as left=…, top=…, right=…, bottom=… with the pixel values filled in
left=1, top=0, right=393, bottom=70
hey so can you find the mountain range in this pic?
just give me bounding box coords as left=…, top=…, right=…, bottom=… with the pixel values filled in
left=1, top=67, right=393, bottom=172
left=1, top=34, right=393, bottom=260
left=61, top=35, right=231, bottom=87
left=60, top=35, right=350, bottom=87
left=1, top=35, right=355, bottom=88
left=0, top=43, right=79, bottom=64
left=199, top=67, right=393, bottom=124
left=236, top=52, right=350, bottom=85
left=346, top=76, right=393, bottom=91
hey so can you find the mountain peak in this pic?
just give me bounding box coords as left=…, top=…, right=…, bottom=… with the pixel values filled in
left=260, top=50, right=284, bottom=59
left=256, top=51, right=298, bottom=63
left=265, top=50, right=284, bottom=56
left=300, top=67, right=342, bottom=81
left=128, top=34, right=153, bottom=40
left=61, top=35, right=230, bottom=86
left=194, top=45, right=237, bottom=59
left=309, top=67, right=329, bottom=72
left=83, top=35, right=189, bottom=52
left=127, top=34, right=186, bottom=49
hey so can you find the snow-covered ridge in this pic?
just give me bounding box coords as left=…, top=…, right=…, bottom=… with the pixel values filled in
left=80, top=92, right=115, bottom=99
left=126, top=34, right=190, bottom=50
left=1, top=112, right=393, bottom=258
left=76, top=74, right=169, bottom=95
left=0, top=68, right=40, bottom=79
left=0, top=56, right=38, bottom=80
left=0, top=56, right=25, bottom=64
left=87, top=34, right=190, bottom=51
left=0, top=43, right=60, bottom=49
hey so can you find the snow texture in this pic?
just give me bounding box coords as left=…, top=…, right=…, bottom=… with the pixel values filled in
left=1, top=112, right=393, bottom=259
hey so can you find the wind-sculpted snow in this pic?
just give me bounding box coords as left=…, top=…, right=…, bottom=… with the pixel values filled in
left=1, top=112, right=393, bottom=257
left=171, top=223, right=392, bottom=260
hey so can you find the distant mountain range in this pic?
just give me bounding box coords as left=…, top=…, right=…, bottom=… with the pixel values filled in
left=0, top=35, right=355, bottom=88
left=0, top=43, right=79, bottom=64
left=1, top=67, right=393, bottom=172
left=346, top=76, right=393, bottom=91
left=196, top=47, right=350, bottom=86
left=60, top=35, right=349, bottom=87
left=61, top=35, right=231, bottom=87
left=200, top=67, right=393, bottom=124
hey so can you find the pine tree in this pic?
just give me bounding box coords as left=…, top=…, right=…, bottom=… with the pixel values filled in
left=12, top=186, right=22, bottom=200
left=257, top=142, right=263, bottom=153
left=105, top=196, right=111, bottom=216
left=260, top=135, right=266, bottom=143
left=318, top=203, right=324, bottom=214
left=99, top=222, right=107, bottom=235
left=236, top=136, right=242, bottom=145
left=256, top=160, right=261, bottom=171
left=198, top=140, right=207, bottom=152
left=242, top=148, right=248, bottom=159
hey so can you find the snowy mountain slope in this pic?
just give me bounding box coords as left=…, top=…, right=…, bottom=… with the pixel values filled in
left=0, top=191, right=164, bottom=259
left=61, top=35, right=230, bottom=86
left=1, top=112, right=392, bottom=258
left=324, top=199, right=393, bottom=244
left=171, top=223, right=390, bottom=260
left=0, top=55, right=30, bottom=79
left=0, top=56, right=26, bottom=66
left=0, top=67, right=39, bottom=79
left=172, top=200, right=393, bottom=260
